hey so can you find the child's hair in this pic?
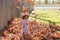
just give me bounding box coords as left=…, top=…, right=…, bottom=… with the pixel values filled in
left=22, top=15, right=29, bottom=19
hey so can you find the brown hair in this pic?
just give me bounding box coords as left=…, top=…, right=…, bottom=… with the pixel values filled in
left=22, top=15, right=29, bottom=19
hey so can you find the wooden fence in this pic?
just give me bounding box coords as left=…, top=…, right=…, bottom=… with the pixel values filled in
left=0, top=0, right=17, bottom=30
left=0, top=0, right=34, bottom=30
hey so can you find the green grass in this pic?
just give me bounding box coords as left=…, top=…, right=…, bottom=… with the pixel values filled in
left=29, top=10, right=60, bottom=25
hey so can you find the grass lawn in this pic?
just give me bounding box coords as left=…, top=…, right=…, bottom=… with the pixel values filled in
left=29, top=10, right=60, bottom=25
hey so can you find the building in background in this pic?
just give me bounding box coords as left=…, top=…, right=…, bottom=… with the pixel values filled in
left=35, top=0, right=60, bottom=4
